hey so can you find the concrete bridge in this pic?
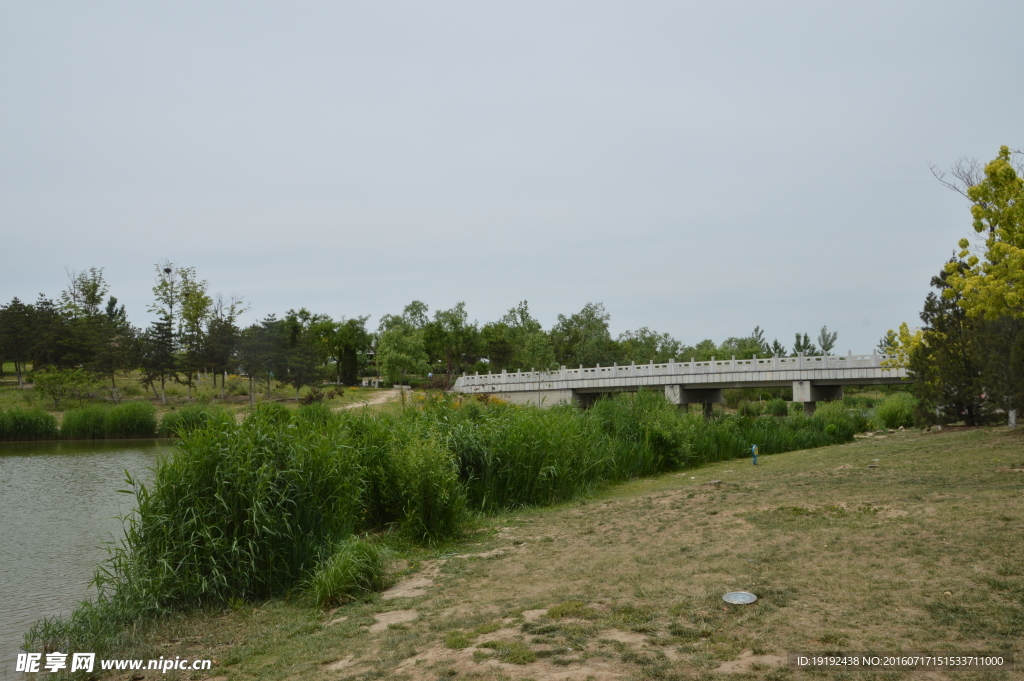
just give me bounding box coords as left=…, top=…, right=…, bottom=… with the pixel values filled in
left=452, top=352, right=910, bottom=416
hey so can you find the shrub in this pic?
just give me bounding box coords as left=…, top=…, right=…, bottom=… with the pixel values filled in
left=875, top=393, right=917, bottom=429
left=0, top=408, right=59, bottom=440
left=157, top=404, right=230, bottom=437
left=767, top=399, right=789, bottom=417
left=306, top=537, right=391, bottom=606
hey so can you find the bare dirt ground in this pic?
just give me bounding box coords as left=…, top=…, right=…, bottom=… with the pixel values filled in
left=123, top=427, right=1023, bottom=681
left=334, top=388, right=403, bottom=410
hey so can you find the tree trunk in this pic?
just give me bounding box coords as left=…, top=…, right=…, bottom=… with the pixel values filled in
left=1010, top=409, right=1018, bottom=430
left=16, top=363, right=23, bottom=389
left=160, top=376, right=166, bottom=405
left=221, top=370, right=227, bottom=400
left=249, top=376, right=254, bottom=407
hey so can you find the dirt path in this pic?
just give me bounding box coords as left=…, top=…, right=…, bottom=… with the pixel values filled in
left=333, top=388, right=402, bottom=410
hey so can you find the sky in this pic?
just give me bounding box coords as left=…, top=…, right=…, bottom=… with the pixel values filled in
left=2, top=1, right=1021, bottom=354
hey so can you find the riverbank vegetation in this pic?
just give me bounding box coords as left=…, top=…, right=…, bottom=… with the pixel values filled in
left=28, top=422, right=1024, bottom=680
left=24, top=391, right=875, bottom=665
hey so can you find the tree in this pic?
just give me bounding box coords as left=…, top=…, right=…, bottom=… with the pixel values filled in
left=550, top=302, right=616, bottom=368
left=140, top=315, right=176, bottom=404
left=770, top=339, right=788, bottom=357
left=718, top=327, right=772, bottom=359
left=0, top=297, right=35, bottom=387
left=941, top=146, right=1024, bottom=319
left=205, top=295, right=246, bottom=398
left=322, top=316, right=371, bottom=385
left=33, top=367, right=97, bottom=409
left=236, top=320, right=277, bottom=406
left=876, top=330, right=897, bottom=355
left=91, top=296, right=140, bottom=401
left=617, top=327, right=683, bottom=364
left=792, top=333, right=818, bottom=356
left=817, top=326, right=838, bottom=355
left=59, top=267, right=108, bottom=318
left=908, top=262, right=986, bottom=425
left=423, top=302, right=481, bottom=382
left=177, top=268, right=212, bottom=399
left=376, top=327, right=430, bottom=404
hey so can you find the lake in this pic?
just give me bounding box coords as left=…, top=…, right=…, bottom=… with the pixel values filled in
left=0, top=440, right=170, bottom=678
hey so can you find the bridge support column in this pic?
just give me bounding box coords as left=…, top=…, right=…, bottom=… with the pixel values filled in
left=792, top=381, right=844, bottom=416
left=665, top=386, right=723, bottom=419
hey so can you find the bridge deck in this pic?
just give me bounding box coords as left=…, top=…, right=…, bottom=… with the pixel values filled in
left=452, top=353, right=909, bottom=408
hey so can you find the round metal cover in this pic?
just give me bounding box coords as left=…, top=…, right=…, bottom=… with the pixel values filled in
left=722, top=591, right=758, bottom=605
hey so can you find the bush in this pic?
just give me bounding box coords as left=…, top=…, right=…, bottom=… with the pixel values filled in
left=158, top=404, right=230, bottom=437
left=767, top=399, right=789, bottom=417
left=306, top=537, right=391, bottom=606
left=875, top=393, right=917, bottom=429
left=0, top=408, right=59, bottom=440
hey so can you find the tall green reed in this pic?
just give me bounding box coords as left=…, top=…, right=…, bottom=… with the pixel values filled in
left=0, top=407, right=59, bottom=440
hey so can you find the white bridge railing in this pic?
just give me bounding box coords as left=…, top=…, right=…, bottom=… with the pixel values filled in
left=455, top=352, right=898, bottom=388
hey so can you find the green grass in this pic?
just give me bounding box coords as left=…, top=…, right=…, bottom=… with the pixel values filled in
left=306, top=537, right=391, bottom=607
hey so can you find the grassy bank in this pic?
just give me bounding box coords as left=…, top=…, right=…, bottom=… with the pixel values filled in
left=23, top=392, right=874, bottom=669
left=35, top=425, right=1024, bottom=680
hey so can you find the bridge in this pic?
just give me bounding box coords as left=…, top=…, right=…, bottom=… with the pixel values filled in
left=452, top=352, right=910, bottom=416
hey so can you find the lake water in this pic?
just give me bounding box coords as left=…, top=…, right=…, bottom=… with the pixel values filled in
left=0, top=440, right=170, bottom=678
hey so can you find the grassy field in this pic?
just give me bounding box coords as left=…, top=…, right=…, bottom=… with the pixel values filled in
left=0, top=366, right=399, bottom=428
left=92, top=425, right=1022, bottom=681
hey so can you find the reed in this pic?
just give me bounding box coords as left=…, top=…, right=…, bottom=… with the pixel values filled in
left=0, top=407, right=59, bottom=440
left=60, top=405, right=108, bottom=439
left=156, top=404, right=230, bottom=437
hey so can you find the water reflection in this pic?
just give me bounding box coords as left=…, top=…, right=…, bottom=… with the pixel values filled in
left=0, top=440, right=171, bottom=677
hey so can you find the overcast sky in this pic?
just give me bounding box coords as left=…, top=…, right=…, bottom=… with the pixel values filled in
left=2, top=1, right=1021, bottom=353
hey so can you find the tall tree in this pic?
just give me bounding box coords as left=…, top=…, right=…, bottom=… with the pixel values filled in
left=140, top=315, right=176, bottom=404
left=909, top=261, right=986, bottom=425
left=817, top=326, right=838, bottom=355
left=550, top=302, right=616, bottom=368
left=376, top=327, right=430, bottom=404
left=942, top=146, right=1024, bottom=320
left=0, top=298, right=35, bottom=388
left=322, top=316, right=371, bottom=385
left=792, top=333, right=818, bottom=356
left=423, top=302, right=480, bottom=382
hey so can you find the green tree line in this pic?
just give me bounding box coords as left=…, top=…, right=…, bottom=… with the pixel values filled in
left=1, top=263, right=844, bottom=402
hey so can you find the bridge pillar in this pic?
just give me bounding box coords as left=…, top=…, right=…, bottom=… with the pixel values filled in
left=792, top=381, right=844, bottom=416
left=665, top=386, right=723, bottom=418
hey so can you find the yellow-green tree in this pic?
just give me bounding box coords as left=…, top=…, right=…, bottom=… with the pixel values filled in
left=944, top=146, right=1024, bottom=319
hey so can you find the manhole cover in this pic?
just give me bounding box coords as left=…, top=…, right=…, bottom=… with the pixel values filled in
left=722, top=591, right=757, bottom=604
